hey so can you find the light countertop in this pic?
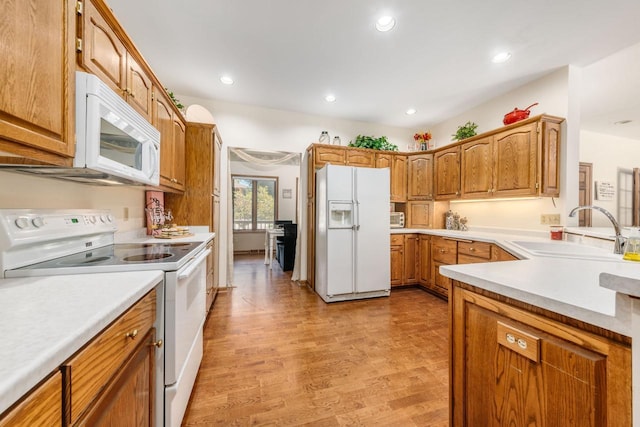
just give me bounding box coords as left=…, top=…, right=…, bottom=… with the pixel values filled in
left=0, top=270, right=163, bottom=415
left=391, top=227, right=638, bottom=337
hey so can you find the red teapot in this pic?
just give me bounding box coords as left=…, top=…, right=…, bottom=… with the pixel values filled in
left=503, top=103, right=538, bottom=125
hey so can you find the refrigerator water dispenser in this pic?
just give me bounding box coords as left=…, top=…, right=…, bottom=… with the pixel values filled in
left=328, top=202, right=353, bottom=228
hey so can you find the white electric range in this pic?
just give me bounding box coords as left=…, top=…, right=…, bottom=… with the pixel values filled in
left=0, top=209, right=209, bottom=426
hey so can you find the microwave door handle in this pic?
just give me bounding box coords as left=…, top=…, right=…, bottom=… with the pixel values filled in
left=177, top=248, right=211, bottom=279
left=147, top=143, right=158, bottom=179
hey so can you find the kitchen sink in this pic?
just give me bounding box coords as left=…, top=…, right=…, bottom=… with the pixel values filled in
left=509, top=240, right=623, bottom=262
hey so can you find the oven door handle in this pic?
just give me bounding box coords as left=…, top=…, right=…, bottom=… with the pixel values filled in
left=177, top=248, right=211, bottom=280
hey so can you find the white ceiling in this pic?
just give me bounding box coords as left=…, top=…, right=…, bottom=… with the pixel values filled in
left=106, top=0, right=640, bottom=131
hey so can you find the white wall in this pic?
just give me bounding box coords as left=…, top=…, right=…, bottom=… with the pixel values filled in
left=230, top=160, right=300, bottom=252
left=0, top=171, right=146, bottom=232
left=580, top=130, right=640, bottom=227
left=427, top=67, right=580, bottom=231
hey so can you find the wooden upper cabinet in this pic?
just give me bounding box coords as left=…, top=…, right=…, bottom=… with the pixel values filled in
left=0, top=0, right=75, bottom=164
left=460, top=136, right=493, bottom=199
left=539, top=119, right=562, bottom=197
left=213, top=129, right=222, bottom=196
left=376, top=152, right=406, bottom=202
left=390, top=155, right=407, bottom=202
left=153, top=89, right=185, bottom=192
left=125, top=56, right=153, bottom=122
left=314, top=145, right=345, bottom=167
left=493, top=122, right=538, bottom=197
left=80, top=0, right=154, bottom=121
left=80, top=0, right=127, bottom=94
left=407, top=201, right=431, bottom=228
left=434, top=146, right=460, bottom=200
left=346, top=150, right=374, bottom=167
left=407, top=154, right=434, bottom=200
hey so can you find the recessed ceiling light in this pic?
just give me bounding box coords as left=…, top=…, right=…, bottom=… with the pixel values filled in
left=375, top=16, right=396, bottom=32
left=220, top=75, right=234, bottom=85
left=406, top=108, right=417, bottom=115
left=614, top=119, right=633, bottom=125
left=492, top=52, right=511, bottom=63
left=324, top=94, right=336, bottom=103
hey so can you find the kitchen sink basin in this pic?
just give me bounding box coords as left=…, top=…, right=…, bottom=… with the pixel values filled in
left=509, top=240, right=623, bottom=262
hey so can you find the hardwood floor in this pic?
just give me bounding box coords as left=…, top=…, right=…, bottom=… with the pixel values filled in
left=183, top=254, right=449, bottom=426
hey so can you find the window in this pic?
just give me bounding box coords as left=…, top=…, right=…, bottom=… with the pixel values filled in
left=618, top=168, right=640, bottom=227
left=232, top=175, right=277, bottom=231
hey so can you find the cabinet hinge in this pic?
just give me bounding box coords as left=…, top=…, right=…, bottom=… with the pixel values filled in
left=535, top=182, right=539, bottom=189
left=76, top=38, right=83, bottom=52
left=536, top=122, right=541, bottom=134
left=76, top=0, right=83, bottom=15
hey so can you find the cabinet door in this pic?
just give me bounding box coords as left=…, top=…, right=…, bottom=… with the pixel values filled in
left=0, top=0, right=75, bottom=161
left=306, top=199, right=315, bottom=289
left=407, top=154, right=434, bottom=200
left=452, top=288, right=631, bottom=426
left=390, top=155, right=407, bottom=202
left=81, top=0, right=127, bottom=94
left=493, top=123, right=538, bottom=197
left=314, top=146, right=345, bottom=167
left=154, top=92, right=175, bottom=188
left=390, top=244, right=403, bottom=287
left=460, top=136, right=493, bottom=199
left=403, top=234, right=418, bottom=284
left=172, top=116, right=186, bottom=190
left=407, top=201, right=431, bottom=228
left=430, top=260, right=450, bottom=298
left=213, top=129, right=222, bottom=196
left=126, top=56, right=153, bottom=122
left=0, top=372, right=62, bottom=427
left=491, top=244, right=519, bottom=261
left=79, top=329, right=155, bottom=426
left=418, top=235, right=430, bottom=285
left=434, top=146, right=460, bottom=200
left=346, top=149, right=374, bottom=167
left=540, top=119, right=561, bottom=197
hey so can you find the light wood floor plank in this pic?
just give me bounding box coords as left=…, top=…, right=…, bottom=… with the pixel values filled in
left=183, top=254, right=449, bottom=426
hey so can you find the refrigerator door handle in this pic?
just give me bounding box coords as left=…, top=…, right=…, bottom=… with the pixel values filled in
left=354, top=200, right=360, bottom=230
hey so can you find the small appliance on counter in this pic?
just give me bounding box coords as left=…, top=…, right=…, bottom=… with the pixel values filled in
left=390, top=212, right=404, bottom=228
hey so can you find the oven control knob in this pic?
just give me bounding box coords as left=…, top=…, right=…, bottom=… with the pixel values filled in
left=15, top=217, right=30, bottom=229
left=31, top=217, right=45, bottom=228
left=106, top=214, right=114, bottom=223
left=100, top=215, right=107, bottom=223
left=88, top=216, right=97, bottom=224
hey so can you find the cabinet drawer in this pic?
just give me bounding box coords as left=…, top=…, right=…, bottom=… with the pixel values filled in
left=346, top=150, right=374, bottom=167
left=457, top=241, right=491, bottom=260
left=457, top=253, right=491, bottom=264
left=431, top=238, right=457, bottom=264
left=65, top=289, right=156, bottom=424
left=390, top=234, right=405, bottom=245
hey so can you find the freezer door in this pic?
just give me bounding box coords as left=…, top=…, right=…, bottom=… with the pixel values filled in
left=354, top=167, right=390, bottom=293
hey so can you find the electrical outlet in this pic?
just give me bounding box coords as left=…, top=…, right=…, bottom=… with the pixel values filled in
left=540, top=214, right=561, bottom=225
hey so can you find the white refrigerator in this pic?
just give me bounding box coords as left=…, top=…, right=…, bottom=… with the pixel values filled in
left=315, top=164, right=390, bottom=302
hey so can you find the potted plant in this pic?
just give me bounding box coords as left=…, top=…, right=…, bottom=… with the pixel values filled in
left=452, top=121, right=478, bottom=141
left=348, top=135, right=398, bottom=151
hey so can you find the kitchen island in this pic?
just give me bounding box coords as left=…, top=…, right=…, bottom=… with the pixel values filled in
left=411, top=227, right=638, bottom=426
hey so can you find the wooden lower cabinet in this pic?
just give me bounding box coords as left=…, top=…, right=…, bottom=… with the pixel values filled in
left=0, top=372, right=62, bottom=426
left=418, top=235, right=430, bottom=285
left=403, top=234, right=419, bottom=284
left=79, top=329, right=156, bottom=426
left=63, top=289, right=157, bottom=425
left=390, top=235, right=404, bottom=287
left=451, top=285, right=631, bottom=426
left=429, top=236, right=457, bottom=297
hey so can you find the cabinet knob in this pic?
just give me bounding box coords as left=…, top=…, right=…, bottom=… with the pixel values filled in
left=469, top=247, right=475, bottom=252
left=151, top=339, right=163, bottom=348
left=517, top=338, right=528, bottom=349
left=439, top=249, right=445, bottom=253
left=125, top=329, right=138, bottom=339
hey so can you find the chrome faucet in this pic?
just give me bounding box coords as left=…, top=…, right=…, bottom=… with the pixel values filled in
left=568, top=205, right=626, bottom=254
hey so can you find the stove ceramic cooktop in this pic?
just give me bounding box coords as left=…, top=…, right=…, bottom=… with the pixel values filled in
left=5, top=242, right=204, bottom=277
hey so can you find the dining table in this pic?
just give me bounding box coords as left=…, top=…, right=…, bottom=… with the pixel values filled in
left=264, top=228, right=285, bottom=269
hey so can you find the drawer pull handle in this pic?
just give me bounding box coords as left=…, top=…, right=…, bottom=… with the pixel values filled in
left=506, top=333, right=515, bottom=344
left=517, top=338, right=527, bottom=349
left=125, top=329, right=138, bottom=339
left=151, top=339, right=163, bottom=348
left=440, top=249, right=445, bottom=253
left=469, top=247, right=475, bottom=251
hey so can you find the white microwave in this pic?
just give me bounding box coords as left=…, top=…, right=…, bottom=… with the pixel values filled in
left=75, top=72, right=160, bottom=186
left=390, top=212, right=405, bottom=228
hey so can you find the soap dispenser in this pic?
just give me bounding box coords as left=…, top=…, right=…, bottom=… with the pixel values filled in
left=623, top=228, right=640, bottom=261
